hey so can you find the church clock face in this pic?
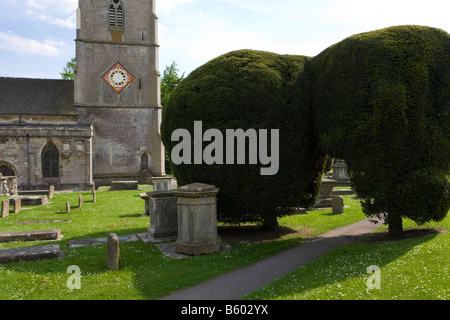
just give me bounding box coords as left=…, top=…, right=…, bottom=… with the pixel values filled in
left=102, top=62, right=134, bottom=94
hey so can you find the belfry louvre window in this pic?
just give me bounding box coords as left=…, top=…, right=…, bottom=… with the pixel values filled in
left=42, top=143, right=59, bottom=178
left=109, top=0, right=124, bottom=29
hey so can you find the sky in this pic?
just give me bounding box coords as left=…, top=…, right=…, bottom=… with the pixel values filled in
left=1, top=0, right=450, bottom=79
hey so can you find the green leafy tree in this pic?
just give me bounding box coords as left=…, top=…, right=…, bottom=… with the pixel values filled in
left=161, top=50, right=325, bottom=228
left=308, top=25, right=450, bottom=237
left=60, top=57, right=76, bottom=80
left=161, top=61, right=185, bottom=107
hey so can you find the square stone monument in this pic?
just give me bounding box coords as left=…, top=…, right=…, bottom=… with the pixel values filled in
left=152, top=176, right=172, bottom=191
left=147, top=190, right=178, bottom=241
left=174, top=183, right=221, bottom=256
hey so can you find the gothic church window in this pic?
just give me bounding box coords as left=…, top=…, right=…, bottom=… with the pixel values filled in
left=42, top=143, right=59, bottom=178
left=109, top=0, right=124, bottom=29
left=141, top=153, right=149, bottom=170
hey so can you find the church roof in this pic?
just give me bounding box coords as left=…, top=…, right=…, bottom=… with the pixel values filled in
left=0, top=77, right=75, bottom=115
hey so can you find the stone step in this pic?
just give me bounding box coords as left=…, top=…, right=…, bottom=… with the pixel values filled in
left=0, top=229, right=62, bottom=243
left=0, top=244, right=61, bottom=264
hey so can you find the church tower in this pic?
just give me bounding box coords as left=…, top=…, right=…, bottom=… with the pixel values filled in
left=74, top=0, right=165, bottom=185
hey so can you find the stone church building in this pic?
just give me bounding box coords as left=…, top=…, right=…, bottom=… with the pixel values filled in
left=0, top=0, right=165, bottom=191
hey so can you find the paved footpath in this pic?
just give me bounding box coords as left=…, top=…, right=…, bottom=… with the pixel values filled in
left=160, top=218, right=382, bottom=300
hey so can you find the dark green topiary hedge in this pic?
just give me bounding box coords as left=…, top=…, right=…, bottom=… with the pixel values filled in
left=307, top=25, right=450, bottom=235
left=161, top=50, right=325, bottom=226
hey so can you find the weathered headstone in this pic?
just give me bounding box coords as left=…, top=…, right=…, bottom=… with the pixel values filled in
left=332, top=196, right=344, bottom=214
left=147, top=190, right=177, bottom=240
left=66, top=201, right=71, bottom=213
left=91, top=183, right=97, bottom=203
left=1, top=199, right=10, bottom=218
left=140, top=193, right=150, bottom=216
left=78, top=194, right=83, bottom=208
left=314, top=178, right=337, bottom=208
left=174, top=183, right=221, bottom=256
left=9, top=196, right=21, bottom=213
left=107, top=233, right=120, bottom=271
left=152, top=176, right=172, bottom=191
left=109, top=181, right=138, bottom=191
left=332, top=159, right=351, bottom=186
left=48, top=185, right=55, bottom=199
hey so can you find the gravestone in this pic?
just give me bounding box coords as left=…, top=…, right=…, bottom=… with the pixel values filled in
left=314, top=178, right=337, bottom=208
left=9, top=196, right=21, bottom=213
left=152, top=177, right=172, bottom=191
left=174, top=183, right=221, bottom=256
left=78, top=194, right=83, bottom=208
left=147, top=190, right=178, bottom=240
left=66, top=201, right=71, bottom=213
left=332, top=196, right=344, bottom=214
left=140, top=193, right=150, bottom=216
left=20, top=195, right=48, bottom=206
left=332, top=159, right=351, bottom=186
left=109, top=181, right=139, bottom=191
left=107, top=233, right=120, bottom=271
left=49, top=185, right=54, bottom=199
left=1, top=199, right=9, bottom=218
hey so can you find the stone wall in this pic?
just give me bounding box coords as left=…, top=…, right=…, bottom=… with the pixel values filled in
left=0, top=115, right=93, bottom=191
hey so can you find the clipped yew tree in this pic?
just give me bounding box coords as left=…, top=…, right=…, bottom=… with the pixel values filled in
left=308, top=26, right=450, bottom=237
left=161, top=50, right=325, bottom=227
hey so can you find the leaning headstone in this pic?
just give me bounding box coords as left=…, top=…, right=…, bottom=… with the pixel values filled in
left=332, top=196, right=344, bottom=214
left=174, top=183, right=221, bottom=256
left=1, top=199, right=10, bottom=218
left=107, top=233, right=120, bottom=271
left=66, top=201, right=71, bottom=213
left=78, top=194, right=83, bottom=208
left=314, top=178, right=338, bottom=208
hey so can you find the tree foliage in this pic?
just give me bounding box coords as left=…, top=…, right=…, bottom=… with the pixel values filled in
left=161, top=50, right=325, bottom=227
left=161, top=61, right=185, bottom=107
left=307, top=25, right=450, bottom=236
left=60, top=57, right=76, bottom=80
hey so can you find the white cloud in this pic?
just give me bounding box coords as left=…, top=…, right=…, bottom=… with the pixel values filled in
left=23, top=0, right=78, bottom=29
left=0, top=31, right=68, bottom=57
left=156, top=0, right=195, bottom=14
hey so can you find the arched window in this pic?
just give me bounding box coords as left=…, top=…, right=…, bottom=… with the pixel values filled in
left=109, top=0, right=124, bottom=30
left=42, top=143, right=59, bottom=178
left=141, top=153, right=149, bottom=170
left=0, top=162, right=16, bottom=177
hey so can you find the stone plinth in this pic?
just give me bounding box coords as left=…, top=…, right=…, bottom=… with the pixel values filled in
left=19, top=195, right=48, bottom=206
left=147, top=190, right=178, bottom=240
left=140, top=193, right=150, bottom=215
left=332, top=159, right=351, bottom=186
left=109, top=181, right=139, bottom=191
left=0, top=244, right=61, bottom=264
left=152, top=176, right=172, bottom=191
left=0, top=229, right=61, bottom=243
left=174, top=183, right=221, bottom=256
left=8, top=196, right=21, bottom=213
left=314, top=178, right=337, bottom=208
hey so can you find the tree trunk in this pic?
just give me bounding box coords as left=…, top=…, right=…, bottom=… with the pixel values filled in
left=261, top=216, right=279, bottom=231
left=388, top=212, right=403, bottom=238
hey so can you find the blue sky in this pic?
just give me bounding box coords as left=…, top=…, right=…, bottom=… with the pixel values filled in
left=1, top=0, right=449, bottom=79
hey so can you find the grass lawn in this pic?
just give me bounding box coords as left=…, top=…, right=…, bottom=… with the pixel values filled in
left=244, top=216, right=450, bottom=300
left=0, top=188, right=448, bottom=300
